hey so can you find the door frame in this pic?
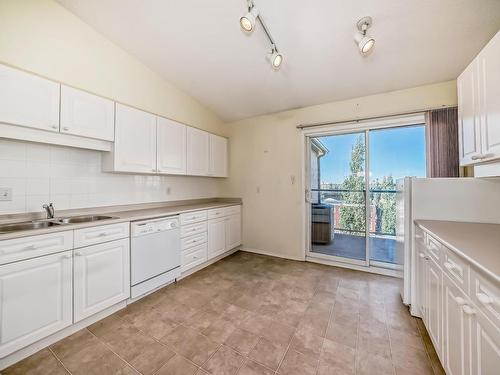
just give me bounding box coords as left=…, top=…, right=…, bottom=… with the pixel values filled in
left=301, top=113, right=426, bottom=275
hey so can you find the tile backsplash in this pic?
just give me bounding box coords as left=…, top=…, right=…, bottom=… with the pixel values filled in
left=0, top=139, right=221, bottom=214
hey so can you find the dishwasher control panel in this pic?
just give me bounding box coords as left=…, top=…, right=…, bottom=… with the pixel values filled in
left=131, top=216, right=179, bottom=237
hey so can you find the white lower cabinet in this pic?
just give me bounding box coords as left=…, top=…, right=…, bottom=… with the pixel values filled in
left=225, top=213, right=241, bottom=251
left=73, top=239, right=130, bottom=322
left=0, top=251, right=73, bottom=357
left=472, top=309, right=500, bottom=375
left=425, top=257, right=443, bottom=353
left=208, top=217, right=226, bottom=259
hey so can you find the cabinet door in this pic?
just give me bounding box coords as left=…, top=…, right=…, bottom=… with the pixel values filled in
left=426, top=258, right=443, bottom=354
left=157, top=117, right=187, bottom=175
left=479, top=32, right=500, bottom=162
left=471, top=308, right=500, bottom=375
left=458, top=62, right=482, bottom=166
left=209, top=134, right=228, bottom=177
left=225, top=213, right=241, bottom=250
left=113, top=104, right=157, bottom=173
left=208, top=218, right=226, bottom=259
left=73, top=239, right=130, bottom=322
left=60, top=85, right=115, bottom=141
left=417, top=245, right=428, bottom=318
left=0, top=251, right=72, bottom=357
left=443, top=275, right=473, bottom=375
left=0, top=64, right=60, bottom=132
left=187, top=127, right=209, bottom=176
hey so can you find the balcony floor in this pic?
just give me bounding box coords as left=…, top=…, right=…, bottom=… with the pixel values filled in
left=311, top=232, right=401, bottom=265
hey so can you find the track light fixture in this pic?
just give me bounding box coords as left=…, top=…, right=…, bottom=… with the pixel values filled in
left=240, top=0, right=284, bottom=69
left=354, top=16, right=375, bottom=55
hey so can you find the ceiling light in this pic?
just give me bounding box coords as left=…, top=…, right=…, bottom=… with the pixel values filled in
left=354, top=16, right=375, bottom=55
left=240, top=5, right=259, bottom=32
left=269, top=46, right=283, bottom=69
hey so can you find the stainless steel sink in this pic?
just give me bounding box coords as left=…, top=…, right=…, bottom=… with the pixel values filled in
left=0, top=220, right=62, bottom=233
left=55, top=215, right=116, bottom=224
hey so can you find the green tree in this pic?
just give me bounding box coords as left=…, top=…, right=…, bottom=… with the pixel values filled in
left=371, top=176, right=397, bottom=235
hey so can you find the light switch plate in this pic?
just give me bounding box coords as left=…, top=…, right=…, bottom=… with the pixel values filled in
left=0, top=188, right=12, bottom=201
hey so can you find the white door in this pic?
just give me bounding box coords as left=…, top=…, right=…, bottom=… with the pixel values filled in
left=187, top=127, right=209, bottom=176
left=209, top=134, right=228, bottom=177
left=458, top=62, right=482, bottom=166
left=113, top=103, right=157, bottom=173
left=60, top=85, right=115, bottom=141
left=225, top=214, right=241, bottom=250
left=73, top=239, right=130, bottom=322
left=0, top=251, right=72, bottom=357
left=471, top=308, right=500, bottom=375
left=479, top=32, right=500, bottom=162
left=426, top=258, right=442, bottom=353
left=157, top=117, right=187, bottom=175
left=208, top=218, right=226, bottom=259
left=0, top=64, right=60, bottom=132
left=443, top=275, right=472, bottom=375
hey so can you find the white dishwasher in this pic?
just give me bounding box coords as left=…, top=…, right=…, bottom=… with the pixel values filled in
left=130, top=216, right=181, bottom=298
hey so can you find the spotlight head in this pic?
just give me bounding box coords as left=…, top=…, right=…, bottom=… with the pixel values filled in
left=240, top=6, right=259, bottom=33
left=269, top=46, right=283, bottom=69
left=354, top=16, right=375, bottom=55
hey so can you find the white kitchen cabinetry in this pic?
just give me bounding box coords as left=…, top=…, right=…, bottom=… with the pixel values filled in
left=0, top=251, right=73, bottom=357
left=73, top=238, right=130, bottom=322
left=225, top=211, right=241, bottom=251
left=425, top=256, right=443, bottom=353
left=60, top=85, right=115, bottom=141
left=458, top=31, right=500, bottom=169
left=0, top=64, right=60, bottom=132
left=187, top=127, right=210, bottom=176
left=103, top=103, right=157, bottom=173
left=209, top=134, right=228, bottom=177
left=208, top=217, right=226, bottom=258
left=157, top=117, right=187, bottom=175
left=472, top=308, right=500, bottom=375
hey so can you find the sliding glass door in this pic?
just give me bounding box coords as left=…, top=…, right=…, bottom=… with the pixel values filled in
left=307, top=124, right=426, bottom=269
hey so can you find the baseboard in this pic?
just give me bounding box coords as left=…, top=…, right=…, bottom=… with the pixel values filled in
left=306, top=255, right=403, bottom=278
left=240, top=247, right=305, bottom=262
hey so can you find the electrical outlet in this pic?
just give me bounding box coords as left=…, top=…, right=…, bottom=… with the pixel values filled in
left=0, top=188, right=12, bottom=201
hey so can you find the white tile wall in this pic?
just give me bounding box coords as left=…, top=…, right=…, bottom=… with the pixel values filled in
left=0, top=139, right=221, bottom=214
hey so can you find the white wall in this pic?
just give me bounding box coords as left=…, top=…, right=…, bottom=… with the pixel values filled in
left=0, top=139, right=219, bottom=214
left=221, top=81, right=458, bottom=260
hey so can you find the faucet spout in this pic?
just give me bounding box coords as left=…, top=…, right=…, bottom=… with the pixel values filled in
left=43, top=203, right=55, bottom=219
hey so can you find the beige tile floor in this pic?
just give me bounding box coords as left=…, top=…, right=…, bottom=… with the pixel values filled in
left=3, top=251, right=445, bottom=375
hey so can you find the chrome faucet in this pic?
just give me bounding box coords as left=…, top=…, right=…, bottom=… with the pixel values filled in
left=42, top=203, right=55, bottom=219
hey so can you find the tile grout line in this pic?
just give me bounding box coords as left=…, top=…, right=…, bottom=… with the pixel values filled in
left=48, top=347, right=73, bottom=375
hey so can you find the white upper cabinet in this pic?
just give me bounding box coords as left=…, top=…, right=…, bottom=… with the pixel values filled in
left=187, top=127, right=210, bottom=176
left=0, top=64, right=60, bottom=132
left=209, top=134, right=228, bottom=177
left=60, top=85, right=115, bottom=141
left=104, top=103, right=157, bottom=173
left=157, top=117, right=187, bottom=175
left=458, top=31, right=500, bottom=167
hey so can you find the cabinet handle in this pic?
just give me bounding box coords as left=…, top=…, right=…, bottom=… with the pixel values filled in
left=23, top=244, right=37, bottom=250
left=63, top=127, right=69, bottom=131
left=477, top=292, right=494, bottom=305
left=74, top=251, right=83, bottom=256
left=454, top=296, right=466, bottom=306
left=462, top=305, right=476, bottom=315
left=419, top=252, right=426, bottom=258
left=51, top=125, right=58, bottom=129
left=62, top=253, right=72, bottom=259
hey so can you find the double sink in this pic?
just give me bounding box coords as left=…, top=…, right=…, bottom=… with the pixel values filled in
left=0, top=215, right=117, bottom=234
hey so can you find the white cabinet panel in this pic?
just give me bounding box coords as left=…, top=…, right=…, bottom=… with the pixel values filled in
left=60, top=85, right=115, bottom=141
left=208, top=217, right=226, bottom=259
left=157, top=117, right=187, bottom=175
left=106, top=103, right=157, bottom=173
left=0, top=64, right=60, bottom=132
left=209, top=134, right=228, bottom=177
left=73, top=222, right=129, bottom=248
left=73, top=239, right=130, bottom=322
left=225, top=213, right=241, bottom=251
left=180, top=210, right=208, bottom=225
left=181, top=243, right=208, bottom=273
left=416, top=242, right=428, bottom=318
left=426, top=258, right=443, bottom=353
left=187, top=127, right=209, bottom=176
left=0, top=251, right=72, bottom=357
left=472, top=310, right=500, bottom=375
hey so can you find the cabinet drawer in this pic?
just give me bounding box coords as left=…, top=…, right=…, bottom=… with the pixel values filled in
left=0, top=231, right=73, bottom=265
left=180, top=210, right=207, bottom=225
left=443, top=248, right=470, bottom=294
left=181, top=232, right=207, bottom=250
left=426, top=235, right=443, bottom=264
left=207, top=208, right=226, bottom=219
left=225, top=205, right=241, bottom=216
left=181, top=221, right=207, bottom=238
left=471, top=269, right=500, bottom=326
left=181, top=243, right=207, bottom=272
left=74, top=222, right=129, bottom=248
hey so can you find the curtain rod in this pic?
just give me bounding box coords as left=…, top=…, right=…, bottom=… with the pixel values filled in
left=296, top=105, right=457, bottom=129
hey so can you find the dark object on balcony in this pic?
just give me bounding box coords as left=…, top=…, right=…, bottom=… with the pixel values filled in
left=311, top=204, right=334, bottom=244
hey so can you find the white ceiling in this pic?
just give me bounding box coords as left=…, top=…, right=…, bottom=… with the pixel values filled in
left=57, top=0, right=500, bottom=122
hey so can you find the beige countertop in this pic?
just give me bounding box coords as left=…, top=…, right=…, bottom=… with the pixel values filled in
left=0, top=199, right=241, bottom=241
left=415, top=220, right=500, bottom=283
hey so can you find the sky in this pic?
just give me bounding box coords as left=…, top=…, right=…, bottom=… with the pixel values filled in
left=317, top=125, right=426, bottom=184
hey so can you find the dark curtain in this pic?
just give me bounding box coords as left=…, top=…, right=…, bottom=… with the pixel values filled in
left=425, top=107, right=459, bottom=177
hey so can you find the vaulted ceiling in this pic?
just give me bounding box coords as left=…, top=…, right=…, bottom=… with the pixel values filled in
left=57, top=0, right=500, bottom=121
